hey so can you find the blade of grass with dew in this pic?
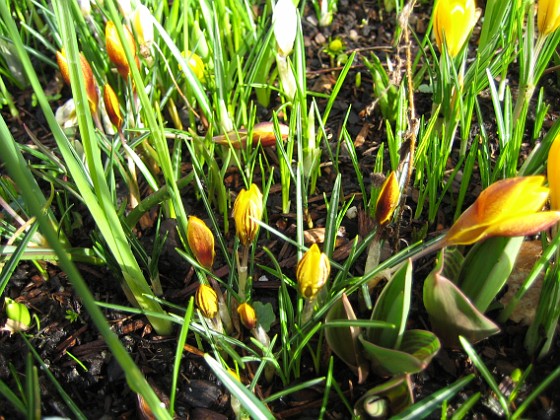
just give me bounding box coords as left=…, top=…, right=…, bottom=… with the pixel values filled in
left=0, top=378, right=26, bottom=415
left=263, top=377, right=326, bottom=404
left=169, top=297, right=194, bottom=417
left=0, top=220, right=39, bottom=296
left=392, top=374, right=475, bottom=419
left=319, top=357, right=335, bottom=419
left=204, top=354, right=274, bottom=420
left=459, top=336, right=510, bottom=416
left=322, top=174, right=342, bottom=260
left=317, top=51, right=356, bottom=144
left=25, top=352, right=40, bottom=420
left=451, top=392, right=481, bottom=420
left=21, top=335, right=86, bottom=419
left=261, top=246, right=295, bottom=384
left=512, top=365, right=560, bottom=419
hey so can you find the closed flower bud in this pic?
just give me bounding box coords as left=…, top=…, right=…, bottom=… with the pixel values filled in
left=187, top=216, right=215, bottom=269
left=548, top=134, right=560, bottom=210
left=237, top=302, right=257, bottom=330
left=375, top=171, right=399, bottom=226
left=196, top=284, right=218, bottom=319
left=296, top=243, right=330, bottom=299
left=233, top=184, right=264, bottom=246
left=273, top=0, right=298, bottom=57
left=180, top=50, right=205, bottom=81
left=538, top=0, right=560, bottom=36
left=433, top=0, right=478, bottom=58
left=132, top=4, right=154, bottom=49
left=105, top=21, right=139, bottom=79
left=56, top=49, right=98, bottom=114
left=3, top=297, right=31, bottom=333
left=103, top=84, right=123, bottom=130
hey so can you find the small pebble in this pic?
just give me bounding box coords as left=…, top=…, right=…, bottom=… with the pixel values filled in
left=314, top=32, right=327, bottom=45
left=349, top=29, right=359, bottom=42
left=346, top=206, right=358, bottom=219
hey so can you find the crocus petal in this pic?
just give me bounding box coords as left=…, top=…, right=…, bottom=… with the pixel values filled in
left=433, top=0, right=478, bottom=58
left=80, top=53, right=98, bottom=114
left=472, top=176, right=549, bottom=222
left=273, top=0, right=298, bottom=57
left=132, top=4, right=154, bottom=48
left=103, top=84, right=123, bottom=130
left=444, top=176, right=559, bottom=246
left=56, top=49, right=98, bottom=114
left=106, top=21, right=138, bottom=79
left=548, top=134, right=560, bottom=210
left=538, top=0, right=560, bottom=36
left=488, top=211, right=560, bottom=237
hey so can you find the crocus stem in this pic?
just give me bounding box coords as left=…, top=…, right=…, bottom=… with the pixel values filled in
left=237, top=245, right=250, bottom=300
left=118, top=130, right=142, bottom=210
left=364, top=232, right=382, bottom=275
left=302, top=297, right=315, bottom=324
left=408, top=237, right=446, bottom=263
left=209, top=276, right=233, bottom=333
left=513, top=35, right=545, bottom=121
left=276, top=53, right=297, bottom=100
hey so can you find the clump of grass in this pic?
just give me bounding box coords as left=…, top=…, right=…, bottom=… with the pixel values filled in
left=1, top=0, right=560, bottom=417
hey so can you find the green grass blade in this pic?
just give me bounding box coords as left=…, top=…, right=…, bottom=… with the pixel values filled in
left=0, top=220, right=39, bottom=297
left=204, top=354, right=274, bottom=420
left=392, top=374, right=475, bottom=419
left=22, top=335, right=86, bottom=420
left=169, top=297, right=194, bottom=417
left=459, top=336, right=509, bottom=416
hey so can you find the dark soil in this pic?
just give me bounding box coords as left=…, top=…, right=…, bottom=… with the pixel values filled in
left=1, top=1, right=560, bottom=419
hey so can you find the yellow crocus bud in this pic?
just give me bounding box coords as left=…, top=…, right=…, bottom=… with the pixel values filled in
left=180, top=50, right=205, bottom=81
left=196, top=284, right=218, bottom=318
left=186, top=216, right=215, bottom=270
left=132, top=4, right=154, bottom=49
left=233, top=184, right=264, bottom=246
left=237, top=302, right=257, bottom=330
left=56, top=49, right=98, bottom=114
left=538, top=0, right=560, bottom=36
left=296, top=243, right=330, bottom=299
left=433, top=0, right=478, bottom=58
left=375, top=171, right=400, bottom=226
left=443, top=176, right=560, bottom=246
left=105, top=21, right=139, bottom=79
left=547, top=134, right=560, bottom=210
left=103, top=84, right=123, bottom=130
